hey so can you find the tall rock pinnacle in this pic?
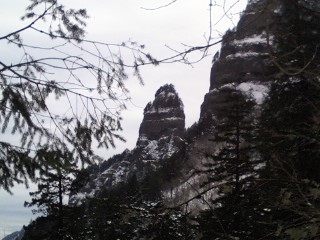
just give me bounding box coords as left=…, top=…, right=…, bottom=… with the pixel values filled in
left=137, top=84, right=185, bottom=149
left=209, top=0, right=282, bottom=90
left=200, top=0, right=283, bottom=126
left=69, top=84, right=186, bottom=205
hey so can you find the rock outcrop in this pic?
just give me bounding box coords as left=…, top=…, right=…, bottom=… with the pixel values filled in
left=163, top=0, right=282, bottom=210
left=71, top=0, right=282, bottom=210
left=137, top=84, right=185, bottom=147
left=69, top=84, right=186, bottom=205
left=209, top=0, right=283, bottom=88
left=21, top=1, right=320, bottom=238
left=136, top=83, right=185, bottom=160
left=201, top=0, right=281, bottom=126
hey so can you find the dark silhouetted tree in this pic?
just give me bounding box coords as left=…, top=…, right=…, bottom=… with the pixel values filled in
left=24, top=149, right=75, bottom=238
left=198, top=87, right=262, bottom=239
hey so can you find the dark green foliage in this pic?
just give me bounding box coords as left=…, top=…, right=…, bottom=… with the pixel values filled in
left=253, top=80, right=320, bottom=238
left=197, top=1, right=320, bottom=239
left=23, top=149, right=76, bottom=239
left=22, top=215, right=61, bottom=240
left=15, top=1, right=320, bottom=239
left=22, top=150, right=196, bottom=240
left=260, top=80, right=320, bottom=182
left=39, top=178, right=194, bottom=239
left=0, top=0, right=159, bottom=192
left=207, top=88, right=258, bottom=185
left=22, top=205, right=88, bottom=240
left=24, top=168, right=73, bottom=216
left=271, top=0, right=320, bottom=79
left=0, top=142, right=36, bottom=192
left=264, top=0, right=320, bottom=182
left=197, top=87, right=262, bottom=239
left=256, top=2, right=320, bottom=238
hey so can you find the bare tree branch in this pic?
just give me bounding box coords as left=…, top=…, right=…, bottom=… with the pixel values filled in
left=141, top=0, right=178, bottom=11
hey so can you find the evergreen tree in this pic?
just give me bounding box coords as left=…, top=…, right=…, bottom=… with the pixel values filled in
left=253, top=80, right=320, bottom=239
left=198, top=86, right=261, bottom=239
left=0, top=0, right=158, bottom=192
left=198, top=2, right=320, bottom=239
left=24, top=149, right=75, bottom=239
left=236, top=1, right=320, bottom=239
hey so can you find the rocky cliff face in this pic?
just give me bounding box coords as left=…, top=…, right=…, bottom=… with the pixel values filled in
left=137, top=84, right=185, bottom=146
left=21, top=1, right=320, bottom=239
left=202, top=0, right=282, bottom=125
left=136, top=84, right=185, bottom=159
left=71, top=0, right=282, bottom=209
left=69, top=84, right=186, bottom=205
left=161, top=0, right=282, bottom=209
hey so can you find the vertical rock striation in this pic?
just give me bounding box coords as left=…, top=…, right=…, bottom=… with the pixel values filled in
left=71, top=0, right=286, bottom=211
left=200, top=0, right=282, bottom=126
left=136, top=84, right=185, bottom=160
left=69, top=84, right=186, bottom=205
left=165, top=0, right=284, bottom=210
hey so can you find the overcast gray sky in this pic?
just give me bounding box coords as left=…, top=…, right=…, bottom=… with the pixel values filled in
left=0, top=0, right=248, bottom=235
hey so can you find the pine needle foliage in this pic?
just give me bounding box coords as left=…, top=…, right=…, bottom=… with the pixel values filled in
left=0, top=0, right=159, bottom=192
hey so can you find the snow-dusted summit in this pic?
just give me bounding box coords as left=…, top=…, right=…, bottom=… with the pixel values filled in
left=69, top=84, right=186, bottom=205
left=71, top=0, right=283, bottom=210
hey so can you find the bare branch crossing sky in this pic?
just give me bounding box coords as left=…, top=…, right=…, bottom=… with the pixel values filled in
left=0, top=0, right=247, bottom=235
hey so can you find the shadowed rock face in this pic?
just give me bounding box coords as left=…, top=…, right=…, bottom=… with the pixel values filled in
left=137, top=84, right=185, bottom=147
left=69, top=84, right=186, bottom=206
left=209, top=0, right=282, bottom=91
left=201, top=0, right=283, bottom=128
left=164, top=0, right=284, bottom=210
left=70, top=0, right=285, bottom=209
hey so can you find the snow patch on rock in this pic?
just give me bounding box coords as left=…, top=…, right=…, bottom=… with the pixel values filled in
left=237, top=82, right=270, bottom=104
left=226, top=51, right=269, bottom=60
left=231, top=32, right=273, bottom=46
